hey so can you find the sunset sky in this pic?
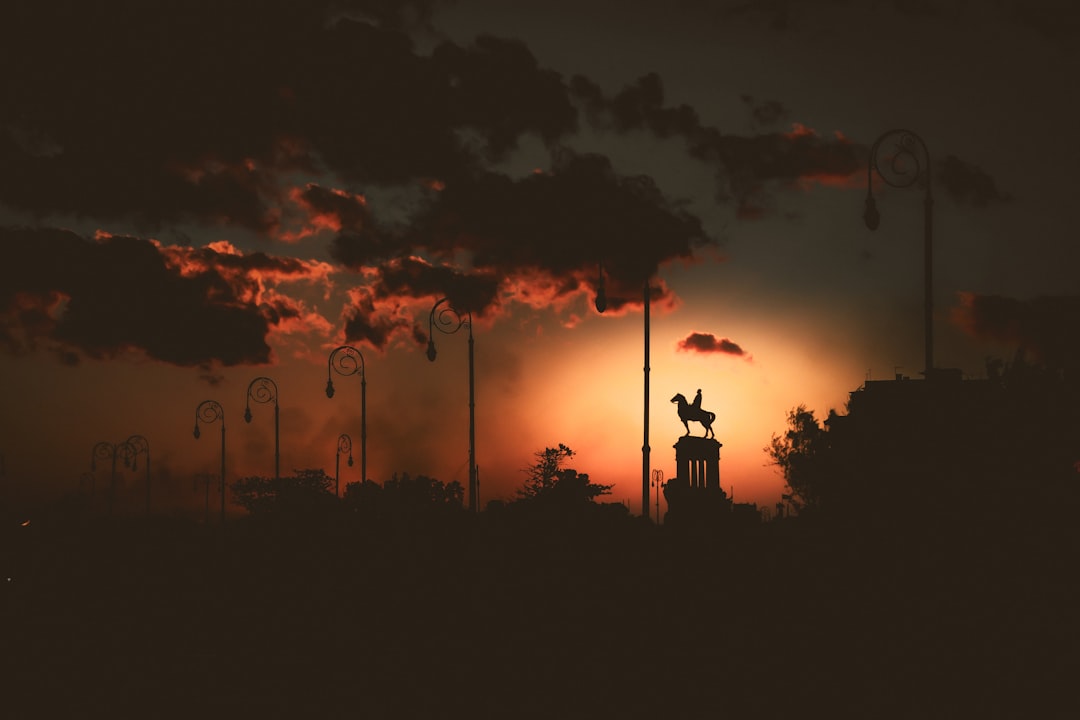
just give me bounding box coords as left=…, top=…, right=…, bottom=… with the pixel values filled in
left=2, top=1, right=1076, bottom=516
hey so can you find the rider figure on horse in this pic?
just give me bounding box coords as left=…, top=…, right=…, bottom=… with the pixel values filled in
left=672, top=389, right=715, bottom=439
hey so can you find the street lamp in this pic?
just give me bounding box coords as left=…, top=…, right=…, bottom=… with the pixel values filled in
left=427, top=297, right=478, bottom=513
left=193, top=400, right=226, bottom=526
left=864, top=128, right=934, bottom=376
left=651, top=468, right=665, bottom=525
left=244, top=376, right=280, bottom=480
left=335, top=433, right=353, bottom=498
left=91, top=440, right=135, bottom=515
left=326, top=346, right=367, bottom=484
left=595, top=262, right=653, bottom=521
left=125, top=434, right=150, bottom=515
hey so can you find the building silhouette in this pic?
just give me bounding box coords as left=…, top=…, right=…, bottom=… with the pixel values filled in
left=821, top=363, right=1079, bottom=525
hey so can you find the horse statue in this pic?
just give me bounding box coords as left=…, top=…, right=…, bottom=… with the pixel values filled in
left=671, top=391, right=715, bottom=439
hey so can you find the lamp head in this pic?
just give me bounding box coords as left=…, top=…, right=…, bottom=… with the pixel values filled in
left=193, top=424, right=201, bottom=440
left=244, top=406, right=252, bottom=423
left=863, top=195, right=880, bottom=231
left=348, top=455, right=354, bottom=467
left=325, top=378, right=335, bottom=399
left=426, top=339, right=437, bottom=362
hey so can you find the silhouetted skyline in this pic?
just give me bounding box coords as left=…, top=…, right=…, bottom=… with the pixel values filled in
left=1, top=2, right=1076, bottom=514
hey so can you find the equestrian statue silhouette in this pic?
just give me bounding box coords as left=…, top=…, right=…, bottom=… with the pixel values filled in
left=671, top=389, right=715, bottom=439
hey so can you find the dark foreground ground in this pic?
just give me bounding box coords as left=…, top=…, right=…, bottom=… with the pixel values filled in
left=3, top=505, right=1077, bottom=719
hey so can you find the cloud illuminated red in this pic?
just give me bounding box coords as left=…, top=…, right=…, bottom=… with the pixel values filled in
left=950, top=291, right=1080, bottom=368
left=677, top=332, right=751, bottom=359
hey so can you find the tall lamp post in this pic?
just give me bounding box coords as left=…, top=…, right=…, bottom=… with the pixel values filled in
left=244, top=376, right=280, bottom=480
left=125, top=434, right=150, bottom=515
left=193, top=400, right=226, bottom=526
left=326, top=346, right=367, bottom=484
left=427, top=297, right=478, bottom=513
left=595, top=262, right=653, bottom=520
left=335, top=433, right=353, bottom=498
left=863, top=128, right=934, bottom=376
left=91, top=440, right=135, bottom=515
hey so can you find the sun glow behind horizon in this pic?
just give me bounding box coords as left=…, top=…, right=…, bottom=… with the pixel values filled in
left=0, top=270, right=867, bottom=517
left=502, top=298, right=863, bottom=512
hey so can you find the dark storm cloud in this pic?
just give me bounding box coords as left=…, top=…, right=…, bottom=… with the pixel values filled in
left=293, top=27, right=578, bottom=185
left=285, top=17, right=468, bottom=187
left=431, top=35, right=578, bottom=160
left=571, top=73, right=863, bottom=211
left=0, top=227, right=294, bottom=366
left=740, top=95, right=790, bottom=127
left=333, top=148, right=712, bottom=347
left=951, top=293, right=1080, bottom=369
left=330, top=230, right=402, bottom=268
left=342, top=287, right=427, bottom=350
left=936, top=155, right=1011, bottom=207
left=0, top=2, right=576, bottom=230
left=0, top=3, right=322, bottom=231
left=330, top=149, right=710, bottom=319
left=338, top=256, right=498, bottom=351
left=296, top=185, right=374, bottom=234
left=571, top=73, right=700, bottom=138
left=407, top=150, right=711, bottom=304
left=186, top=243, right=321, bottom=279
left=198, top=370, right=226, bottom=387
left=306, top=184, right=404, bottom=266
left=2, top=1, right=714, bottom=346
left=373, top=256, right=501, bottom=315
left=699, top=126, right=862, bottom=210
left=677, top=332, right=750, bottom=358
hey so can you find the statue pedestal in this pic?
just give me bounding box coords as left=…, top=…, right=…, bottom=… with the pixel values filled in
left=674, top=436, right=722, bottom=489
left=664, top=436, right=729, bottom=527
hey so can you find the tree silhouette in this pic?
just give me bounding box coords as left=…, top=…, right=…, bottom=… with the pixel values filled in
left=341, top=472, right=465, bottom=526
left=516, top=444, right=617, bottom=511
left=765, top=405, right=831, bottom=513
left=517, top=444, right=612, bottom=506
left=519, top=443, right=573, bottom=498
left=384, top=472, right=464, bottom=509
left=230, top=468, right=336, bottom=516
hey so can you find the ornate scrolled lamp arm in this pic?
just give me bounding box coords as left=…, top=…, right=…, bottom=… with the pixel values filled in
left=326, top=345, right=365, bottom=398
left=427, top=297, right=472, bottom=362
left=863, top=128, right=931, bottom=230
left=244, top=376, right=278, bottom=423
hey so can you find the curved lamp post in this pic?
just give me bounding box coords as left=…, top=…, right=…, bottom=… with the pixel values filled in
left=244, top=376, right=280, bottom=480
left=864, top=128, right=934, bottom=376
left=651, top=468, right=665, bottom=526
left=595, top=262, right=652, bottom=520
left=335, top=433, right=353, bottom=498
left=193, top=400, right=226, bottom=525
left=427, top=297, right=478, bottom=513
left=91, top=440, right=135, bottom=515
left=326, top=346, right=367, bottom=484
left=125, top=434, right=150, bottom=515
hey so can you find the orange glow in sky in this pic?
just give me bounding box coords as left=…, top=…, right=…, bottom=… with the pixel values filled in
left=0, top=1, right=1058, bottom=524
